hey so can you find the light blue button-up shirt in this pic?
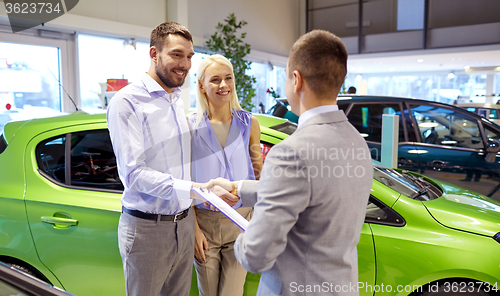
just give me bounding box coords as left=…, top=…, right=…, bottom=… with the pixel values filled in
left=107, top=73, right=193, bottom=215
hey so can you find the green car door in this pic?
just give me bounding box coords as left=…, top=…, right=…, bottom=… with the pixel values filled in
left=23, top=124, right=125, bottom=296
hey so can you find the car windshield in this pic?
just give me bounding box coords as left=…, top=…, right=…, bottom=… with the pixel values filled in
left=269, top=121, right=297, bottom=135
left=373, top=167, right=442, bottom=200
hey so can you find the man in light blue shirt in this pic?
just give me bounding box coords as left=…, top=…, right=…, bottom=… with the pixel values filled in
left=107, top=22, right=206, bottom=296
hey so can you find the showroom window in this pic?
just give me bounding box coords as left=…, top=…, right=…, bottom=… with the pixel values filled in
left=247, top=62, right=286, bottom=113
left=410, top=104, right=482, bottom=149
left=346, top=72, right=490, bottom=104
left=78, top=34, right=150, bottom=112
left=0, top=41, right=65, bottom=133
left=37, top=130, right=123, bottom=191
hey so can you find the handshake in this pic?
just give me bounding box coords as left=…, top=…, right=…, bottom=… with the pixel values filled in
left=191, top=178, right=240, bottom=207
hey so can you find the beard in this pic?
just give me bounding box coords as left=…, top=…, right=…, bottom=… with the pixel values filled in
left=155, top=59, right=187, bottom=89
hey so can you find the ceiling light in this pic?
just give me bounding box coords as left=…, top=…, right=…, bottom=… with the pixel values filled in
left=448, top=72, right=455, bottom=79
left=389, top=67, right=395, bottom=71
left=465, top=66, right=500, bottom=73
left=417, top=59, right=424, bottom=63
left=418, top=122, right=439, bottom=128
left=464, top=65, right=470, bottom=70
left=408, top=150, right=428, bottom=154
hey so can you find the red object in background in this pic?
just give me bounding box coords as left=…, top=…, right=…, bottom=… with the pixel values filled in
left=261, top=143, right=272, bottom=162
left=107, top=79, right=128, bottom=91
left=6, top=103, right=11, bottom=110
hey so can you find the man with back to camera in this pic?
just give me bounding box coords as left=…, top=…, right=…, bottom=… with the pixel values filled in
left=211, top=30, right=373, bottom=295
left=107, top=22, right=208, bottom=296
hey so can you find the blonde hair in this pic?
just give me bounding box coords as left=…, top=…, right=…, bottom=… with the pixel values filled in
left=195, top=54, right=242, bottom=127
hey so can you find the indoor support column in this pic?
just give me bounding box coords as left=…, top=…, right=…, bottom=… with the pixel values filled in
left=167, top=0, right=191, bottom=111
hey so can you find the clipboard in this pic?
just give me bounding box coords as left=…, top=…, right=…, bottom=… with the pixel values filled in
left=191, top=187, right=249, bottom=231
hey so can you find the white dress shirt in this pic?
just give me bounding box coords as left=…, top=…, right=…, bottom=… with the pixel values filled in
left=107, top=73, right=192, bottom=215
left=298, top=104, right=339, bottom=127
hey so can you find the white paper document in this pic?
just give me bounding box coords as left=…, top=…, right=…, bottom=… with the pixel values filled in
left=191, top=187, right=249, bottom=231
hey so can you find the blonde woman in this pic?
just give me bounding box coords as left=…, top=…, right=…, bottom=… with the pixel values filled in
left=188, top=54, right=262, bottom=296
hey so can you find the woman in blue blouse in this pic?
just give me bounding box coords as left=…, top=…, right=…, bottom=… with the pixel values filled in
left=188, top=54, right=262, bottom=296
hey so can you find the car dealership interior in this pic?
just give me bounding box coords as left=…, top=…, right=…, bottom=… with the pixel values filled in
left=0, top=1, right=500, bottom=296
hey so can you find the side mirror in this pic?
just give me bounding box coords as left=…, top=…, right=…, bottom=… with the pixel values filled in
left=485, top=139, right=500, bottom=163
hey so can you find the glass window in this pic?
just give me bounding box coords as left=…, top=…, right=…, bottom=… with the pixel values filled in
left=0, top=134, right=6, bottom=154
left=397, top=0, right=424, bottom=31
left=484, top=125, right=500, bottom=143
left=365, top=195, right=405, bottom=226
left=346, top=103, right=405, bottom=142
left=0, top=280, right=30, bottom=296
left=36, top=130, right=123, bottom=191
left=69, top=130, right=123, bottom=191
left=0, top=41, right=64, bottom=133
left=410, top=104, right=483, bottom=149
left=373, top=167, right=442, bottom=200
left=37, top=135, right=67, bottom=184
left=268, top=121, right=297, bottom=136
left=78, top=34, right=150, bottom=112
left=188, top=51, right=210, bottom=109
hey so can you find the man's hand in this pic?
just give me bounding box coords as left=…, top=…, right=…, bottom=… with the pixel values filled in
left=190, top=181, right=213, bottom=200
left=210, top=185, right=239, bottom=207
left=212, top=178, right=238, bottom=195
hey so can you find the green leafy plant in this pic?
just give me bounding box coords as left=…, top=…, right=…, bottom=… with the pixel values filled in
left=206, top=13, right=256, bottom=111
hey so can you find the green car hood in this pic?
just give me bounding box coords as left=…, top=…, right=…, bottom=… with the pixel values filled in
left=423, top=186, right=500, bottom=237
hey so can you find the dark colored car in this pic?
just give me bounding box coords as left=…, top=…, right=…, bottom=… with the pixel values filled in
left=269, top=95, right=500, bottom=202
left=1, top=112, right=500, bottom=296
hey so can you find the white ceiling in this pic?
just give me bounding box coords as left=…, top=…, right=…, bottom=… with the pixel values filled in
left=346, top=44, right=500, bottom=75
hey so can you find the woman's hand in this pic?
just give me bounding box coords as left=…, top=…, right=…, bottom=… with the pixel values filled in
left=194, top=223, right=208, bottom=263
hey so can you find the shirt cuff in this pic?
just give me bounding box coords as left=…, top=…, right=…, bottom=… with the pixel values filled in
left=174, top=179, right=193, bottom=201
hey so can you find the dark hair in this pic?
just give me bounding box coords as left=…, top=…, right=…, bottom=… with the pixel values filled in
left=150, top=22, right=193, bottom=52
left=347, top=86, right=356, bottom=94
left=288, top=30, right=347, bottom=96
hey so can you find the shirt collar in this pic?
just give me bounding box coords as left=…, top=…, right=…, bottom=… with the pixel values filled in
left=298, top=104, right=339, bottom=127
left=141, top=73, right=182, bottom=100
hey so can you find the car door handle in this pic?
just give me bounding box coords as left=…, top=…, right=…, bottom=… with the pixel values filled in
left=41, top=216, right=78, bottom=227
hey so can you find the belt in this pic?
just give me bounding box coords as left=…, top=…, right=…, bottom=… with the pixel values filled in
left=122, top=206, right=189, bottom=222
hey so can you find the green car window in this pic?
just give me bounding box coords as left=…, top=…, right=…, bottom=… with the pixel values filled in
left=69, top=130, right=123, bottom=191
left=365, top=195, right=405, bottom=226
left=37, top=135, right=67, bottom=184
left=373, top=167, right=442, bottom=200
left=36, top=129, right=123, bottom=192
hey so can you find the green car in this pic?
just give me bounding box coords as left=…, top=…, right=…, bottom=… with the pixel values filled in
left=0, top=112, right=499, bottom=296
